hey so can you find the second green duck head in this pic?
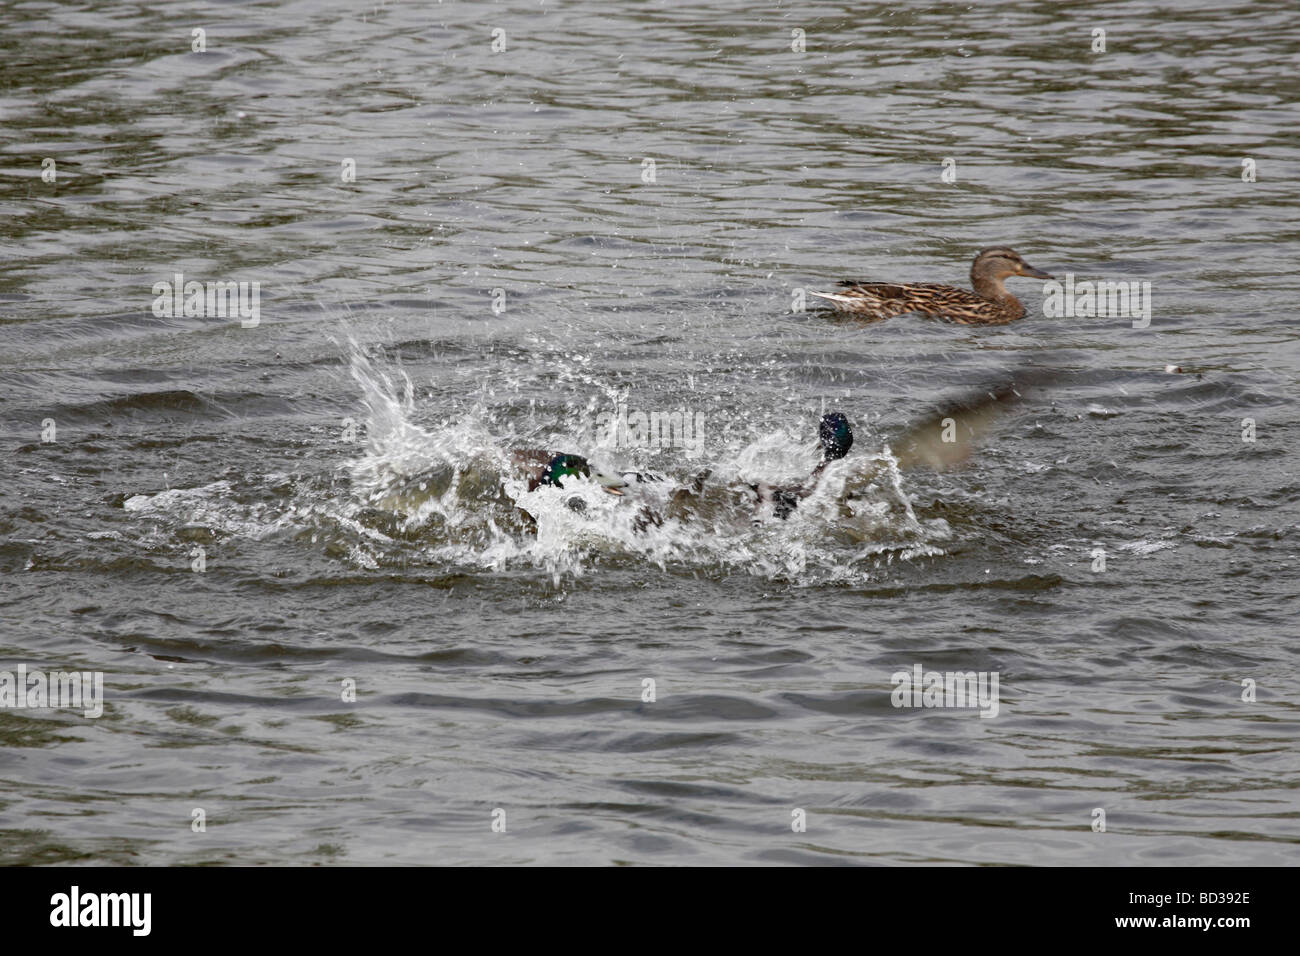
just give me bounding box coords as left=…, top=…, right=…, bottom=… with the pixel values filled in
left=819, top=412, right=854, bottom=461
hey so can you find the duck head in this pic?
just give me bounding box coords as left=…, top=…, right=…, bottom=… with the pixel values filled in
left=538, top=453, right=626, bottom=495
left=970, top=247, right=1053, bottom=298
left=819, top=412, right=854, bottom=461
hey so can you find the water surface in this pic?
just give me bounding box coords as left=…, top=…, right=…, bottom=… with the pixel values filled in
left=1, top=0, right=1298, bottom=865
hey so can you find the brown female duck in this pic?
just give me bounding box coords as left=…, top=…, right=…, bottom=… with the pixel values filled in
left=810, top=247, right=1054, bottom=325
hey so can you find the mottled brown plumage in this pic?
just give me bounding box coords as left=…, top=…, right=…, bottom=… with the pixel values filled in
left=810, top=247, right=1054, bottom=325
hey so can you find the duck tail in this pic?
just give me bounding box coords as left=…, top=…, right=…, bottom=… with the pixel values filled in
left=807, top=290, right=857, bottom=305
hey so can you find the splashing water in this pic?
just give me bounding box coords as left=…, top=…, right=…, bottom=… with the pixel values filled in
left=121, top=340, right=950, bottom=585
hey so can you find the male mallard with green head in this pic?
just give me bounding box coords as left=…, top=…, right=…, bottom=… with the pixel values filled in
left=748, top=412, right=855, bottom=519
left=511, top=449, right=628, bottom=495
left=810, top=247, right=1054, bottom=325
left=663, top=371, right=1059, bottom=525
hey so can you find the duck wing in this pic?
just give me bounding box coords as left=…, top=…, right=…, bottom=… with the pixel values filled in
left=812, top=281, right=1001, bottom=320
left=890, top=368, right=1061, bottom=471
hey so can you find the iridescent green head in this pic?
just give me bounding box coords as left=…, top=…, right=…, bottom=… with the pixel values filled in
left=540, top=453, right=592, bottom=488
left=540, top=453, right=627, bottom=495
left=819, top=413, right=854, bottom=461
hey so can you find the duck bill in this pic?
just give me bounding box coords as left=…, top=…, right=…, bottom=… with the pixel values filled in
left=595, top=471, right=627, bottom=496
left=1021, top=264, right=1054, bottom=280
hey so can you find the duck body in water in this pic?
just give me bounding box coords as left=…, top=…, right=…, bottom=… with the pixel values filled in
left=646, top=370, right=1060, bottom=527
left=366, top=369, right=1059, bottom=536
left=750, top=412, right=854, bottom=519
left=810, top=247, right=1054, bottom=325
left=363, top=449, right=625, bottom=533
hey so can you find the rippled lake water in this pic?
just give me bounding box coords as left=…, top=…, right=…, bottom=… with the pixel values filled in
left=1, top=0, right=1298, bottom=865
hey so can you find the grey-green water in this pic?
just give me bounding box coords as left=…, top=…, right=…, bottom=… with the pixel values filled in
left=1, top=0, right=1297, bottom=865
